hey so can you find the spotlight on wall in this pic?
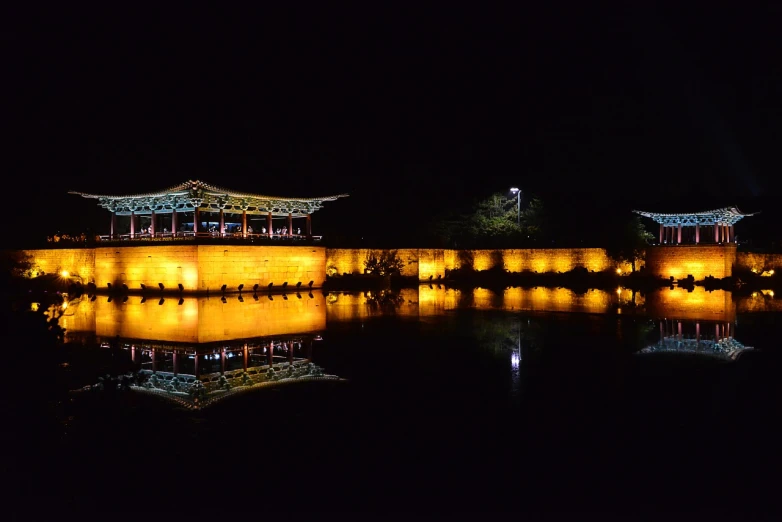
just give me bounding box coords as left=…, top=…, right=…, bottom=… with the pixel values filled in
left=158, top=298, right=165, bottom=305
left=159, top=283, right=165, bottom=291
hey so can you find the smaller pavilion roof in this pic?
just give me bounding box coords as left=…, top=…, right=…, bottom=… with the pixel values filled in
left=633, top=206, right=758, bottom=226
left=69, top=179, right=349, bottom=216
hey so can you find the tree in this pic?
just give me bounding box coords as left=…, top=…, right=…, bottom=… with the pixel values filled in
left=364, top=250, right=405, bottom=276
left=428, top=191, right=548, bottom=248
left=605, top=216, right=654, bottom=272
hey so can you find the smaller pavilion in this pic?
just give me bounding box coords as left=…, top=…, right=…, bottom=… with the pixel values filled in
left=70, top=179, right=349, bottom=241
left=633, top=206, right=757, bottom=245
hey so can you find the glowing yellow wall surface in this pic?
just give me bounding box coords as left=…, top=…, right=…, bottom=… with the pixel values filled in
left=23, top=245, right=327, bottom=292
left=644, top=287, right=735, bottom=322
left=644, top=245, right=735, bottom=280
left=326, top=247, right=628, bottom=280
left=324, top=288, right=420, bottom=322
left=21, top=248, right=96, bottom=281
left=62, top=292, right=326, bottom=343
left=736, top=252, right=782, bottom=274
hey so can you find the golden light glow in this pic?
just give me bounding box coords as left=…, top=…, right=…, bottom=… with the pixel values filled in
left=616, top=268, right=622, bottom=274
left=63, top=293, right=329, bottom=343
left=761, top=269, right=775, bottom=277
left=645, top=287, right=735, bottom=322
left=60, top=270, right=70, bottom=278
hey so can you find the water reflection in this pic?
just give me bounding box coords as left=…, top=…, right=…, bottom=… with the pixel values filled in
left=639, top=319, right=753, bottom=361
left=58, top=284, right=764, bottom=408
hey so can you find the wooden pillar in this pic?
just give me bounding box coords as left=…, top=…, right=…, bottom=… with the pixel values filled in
left=151, top=349, right=157, bottom=373
left=267, top=342, right=274, bottom=367
left=695, top=224, right=700, bottom=244
left=287, top=342, right=294, bottom=364
left=714, top=223, right=719, bottom=243
left=219, top=209, right=225, bottom=236
left=659, top=320, right=664, bottom=343
left=172, top=209, right=178, bottom=236
left=659, top=224, right=664, bottom=244
left=131, top=346, right=136, bottom=363
left=696, top=322, right=700, bottom=344
left=243, top=344, right=248, bottom=371
left=306, top=214, right=312, bottom=238
left=150, top=210, right=156, bottom=237
left=194, top=207, right=200, bottom=234
left=287, top=213, right=293, bottom=237
left=194, top=353, right=200, bottom=378
left=677, top=223, right=682, bottom=244
left=267, top=212, right=273, bottom=238
left=729, top=225, right=734, bottom=243
left=242, top=210, right=247, bottom=238
left=677, top=321, right=682, bottom=339
left=221, top=350, right=226, bottom=375
left=110, top=212, right=117, bottom=239
left=130, top=211, right=136, bottom=238
left=715, top=323, right=720, bottom=341
left=173, top=352, right=178, bottom=375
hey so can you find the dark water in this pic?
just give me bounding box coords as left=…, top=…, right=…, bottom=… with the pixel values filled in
left=12, top=287, right=782, bottom=515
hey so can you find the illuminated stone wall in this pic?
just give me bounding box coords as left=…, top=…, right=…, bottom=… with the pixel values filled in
left=325, top=248, right=422, bottom=277
left=459, top=248, right=629, bottom=273
left=326, top=247, right=629, bottom=280
left=20, top=248, right=96, bottom=281
left=65, top=293, right=326, bottom=343
left=644, top=245, right=736, bottom=280
left=644, top=287, right=735, bottom=322
left=23, top=245, right=326, bottom=292
left=735, top=252, right=782, bottom=274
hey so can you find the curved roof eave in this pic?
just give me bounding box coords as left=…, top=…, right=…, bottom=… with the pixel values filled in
left=69, top=179, right=349, bottom=203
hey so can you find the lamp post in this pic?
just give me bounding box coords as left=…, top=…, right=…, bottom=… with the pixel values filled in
left=510, top=187, right=520, bottom=228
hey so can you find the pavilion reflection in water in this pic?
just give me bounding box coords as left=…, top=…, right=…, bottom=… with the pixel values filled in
left=62, top=291, right=340, bottom=408
left=638, top=318, right=753, bottom=361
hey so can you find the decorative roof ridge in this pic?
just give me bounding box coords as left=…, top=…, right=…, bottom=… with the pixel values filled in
left=69, top=179, right=349, bottom=202
left=632, top=206, right=759, bottom=217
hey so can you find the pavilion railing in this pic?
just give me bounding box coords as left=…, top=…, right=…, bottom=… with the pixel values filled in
left=95, top=232, right=323, bottom=242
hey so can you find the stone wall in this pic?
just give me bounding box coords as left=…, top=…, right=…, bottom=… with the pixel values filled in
left=23, top=245, right=327, bottom=292
left=21, top=248, right=96, bottom=282
left=326, top=247, right=629, bottom=280
left=643, top=245, right=736, bottom=280
left=735, top=252, right=782, bottom=273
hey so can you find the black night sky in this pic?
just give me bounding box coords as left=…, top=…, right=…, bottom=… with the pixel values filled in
left=5, top=3, right=782, bottom=247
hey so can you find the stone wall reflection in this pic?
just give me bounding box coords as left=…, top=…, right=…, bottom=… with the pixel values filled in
left=643, top=287, right=735, bottom=322
left=63, top=292, right=327, bottom=343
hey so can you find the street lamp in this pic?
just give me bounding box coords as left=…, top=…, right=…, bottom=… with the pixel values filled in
left=510, top=187, right=521, bottom=227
